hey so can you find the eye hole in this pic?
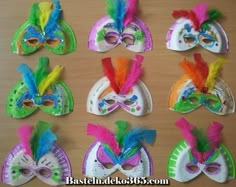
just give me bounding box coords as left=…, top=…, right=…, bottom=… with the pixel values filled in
left=186, top=163, right=200, bottom=174
left=45, top=38, right=60, bottom=46
left=104, top=32, right=119, bottom=44
left=124, top=100, right=135, bottom=105
left=22, top=100, right=34, bottom=108
left=184, top=36, right=195, bottom=43
left=206, top=166, right=219, bottom=173
left=42, top=99, right=54, bottom=107
left=189, top=97, right=199, bottom=103
left=207, top=99, right=217, bottom=105
left=103, top=163, right=114, bottom=169
left=38, top=168, right=51, bottom=177
left=122, top=164, right=135, bottom=170
left=19, top=168, right=31, bottom=176
left=26, top=38, right=40, bottom=46
left=122, top=35, right=135, bottom=46
left=202, top=38, right=213, bottom=44
left=105, top=99, right=116, bottom=105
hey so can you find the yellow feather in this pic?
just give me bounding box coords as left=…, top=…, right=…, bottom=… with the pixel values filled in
left=38, top=2, right=52, bottom=31
left=206, top=57, right=226, bottom=91
left=39, top=65, right=63, bottom=95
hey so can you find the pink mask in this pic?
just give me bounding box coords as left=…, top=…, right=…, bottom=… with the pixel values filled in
left=88, top=0, right=152, bottom=53
left=83, top=120, right=156, bottom=178
left=1, top=121, right=71, bottom=186
left=166, top=3, right=228, bottom=53
left=87, top=54, right=152, bottom=116
left=168, top=117, right=236, bottom=183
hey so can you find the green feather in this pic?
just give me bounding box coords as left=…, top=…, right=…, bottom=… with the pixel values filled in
left=201, top=9, right=222, bottom=30
left=30, top=121, right=51, bottom=160
left=34, top=57, right=50, bottom=87
left=106, top=0, right=116, bottom=20
left=115, top=120, right=129, bottom=146
left=191, top=128, right=210, bottom=152
left=29, top=3, right=40, bottom=27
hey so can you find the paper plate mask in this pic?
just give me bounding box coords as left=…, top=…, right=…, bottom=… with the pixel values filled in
left=11, top=0, right=77, bottom=55
left=168, top=53, right=235, bottom=115
left=6, top=57, right=74, bottom=118
left=88, top=0, right=152, bottom=52
left=87, top=54, right=152, bottom=116
left=166, top=3, right=228, bottom=53
left=1, top=121, right=71, bottom=186
left=83, top=120, right=156, bottom=178
left=168, top=117, right=235, bottom=183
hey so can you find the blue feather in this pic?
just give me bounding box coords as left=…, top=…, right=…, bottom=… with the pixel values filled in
left=18, top=64, right=37, bottom=96
left=36, top=129, right=57, bottom=161
left=115, top=0, right=127, bottom=32
left=44, top=0, right=61, bottom=36
left=123, top=128, right=156, bottom=151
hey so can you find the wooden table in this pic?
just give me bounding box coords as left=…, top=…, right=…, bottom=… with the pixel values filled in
left=0, top=0, right=235, bottom=186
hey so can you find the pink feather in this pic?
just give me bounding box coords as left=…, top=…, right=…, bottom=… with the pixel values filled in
left=120, top=54, right=144, bottom=94
left=192, top=2, right=208, bottom=25
left=207, top=121, right=223, bottom=150
left=17, top=125, right=33, bottom=157
left=175, top=117, right=196, bottom=148
left=87, top=123, right=121, bottom=155
left=124, top=0, right=137, bottom=26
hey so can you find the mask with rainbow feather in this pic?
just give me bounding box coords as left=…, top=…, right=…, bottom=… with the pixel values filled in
left=11, top=0, right=77, bottom=55
left=1, top=121, right=71, bottom=186
left=83, top=120, right=156, bottom=178
left=168, top=53, right=235, bottom=115
left=168, top=117, right=235, bottom=183
left=6, top=57, right=74, bottom=118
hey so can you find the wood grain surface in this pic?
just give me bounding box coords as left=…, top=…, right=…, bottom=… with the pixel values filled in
left=0, top=0, right=235, bottom=186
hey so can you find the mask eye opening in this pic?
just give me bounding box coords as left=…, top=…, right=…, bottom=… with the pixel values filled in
left=189, top=97, right=199, bottom=103
left=122, top=34, right=135, bottom=46
left=105, top=99, right=116, bottom=105
left=45, top=38, right=60, bottom=47
left=102, top=163, right=114, bottom=169
left=206, top=99, right=217, bottom=105
left=202, top=38, right=214, bottom=44
left=121, top=164, right=135, bottom=170
left=183, top=36, right=195, bottom=43
left=26, top=38, right=40, bottom=46
left=104, top=32, right=119, bottom=45
left=19, top=168, right=32, bottom=177
left=22, top=99, right=34, bottom=108
left=185, top=163, right=200, bottom=174
left=38, top=167, right=52, bottom=178
left=42, top=99, right=55, bottom=107
left=124, top=100, right=135, bottom=106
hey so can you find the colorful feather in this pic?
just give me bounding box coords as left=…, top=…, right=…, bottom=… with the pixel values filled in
left=191, top=128, right=210, bottom=152
left=207, top=121, right=223, bottom=150
left=102, top=57, right=120, bottom=94
left=192, top=2, right=208, bottom=25
left=87, top=123, right=121, bottom=155
left=30, top=121, right=52, bottom=161
left=120, top=54, right=143, bottom=94
left=39, top=65, right=63, bottom=95
left=18, top=64, right=37, bottom=96
left=44, top=0, right=61, bottom=35
left=34, top=57, right=49, bottom=87
left=29, top=3, right=40, bottom=26
left=124, top=0, right=137, bottom=26
left=106, top=0, right=116, bottom=20
left=205, top=57, right=226, bottom=91
left=176, top=117, right=196, bottom=148
left=115, top=120, right=129, bottom=146
left=115, top=57, right=130, bottom=89
left=194, top=53, right=209, bottom=81
left=123, top=128, right=156, bottom=151
left=36, top=129, right=57, bottom=161
left=202, top=9, right=222, bottom=30
left=17, top=125, right=33, bottom=157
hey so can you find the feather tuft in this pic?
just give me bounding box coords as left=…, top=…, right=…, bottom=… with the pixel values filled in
left=29, top=3, right=40, bottom=26
left=102, top=58, right=120, bottom=94
left=115, top=57, right=130, bottom=90
left=207, top=121, right=223, bottom=150
left=124, top=0, right=137, bottom=26
left=191, top=128, right=210, bottom=152
left=205, top=57, right=226, bottom=91
left=87, top=123, right=121, bottom=155
left=18, top=64, right=37, bottom=96
left=39, top=65, right=63, bottom=95
left=17, top=125, right=33, bottom=157
left=123, top=128, right=156, bottom=151
left=35, top=57, right=49, bottom=87
left=192, top=3, right=208, bottom=25
left=106, top=0, right=116, bottom=20
left=176, top=117, right=196, bottom=148
left=36, top=129, right=57, bottom=161
left=120, top=54, right=143, bottom=94
left=115, top=120, right=129, bottom=146
left=194, top=53, right=209, bottom=81
left=172, top=10, right=189, bottom=19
